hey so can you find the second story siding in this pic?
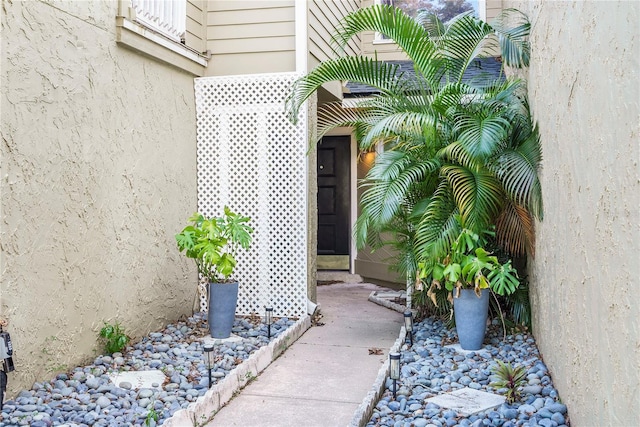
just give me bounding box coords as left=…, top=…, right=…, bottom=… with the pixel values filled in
left=308, top=0, right=361, bottom=100
left=186, top=0, right=207, bottom=54
left=206, top=1, right=296, bottom=76
left=308, top=0, right=360, bottom=69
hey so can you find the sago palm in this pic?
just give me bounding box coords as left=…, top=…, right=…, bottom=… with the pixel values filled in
left=287, top=4, right=542, bottom=279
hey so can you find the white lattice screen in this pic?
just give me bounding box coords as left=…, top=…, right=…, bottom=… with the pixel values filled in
left=194, top=73, right=311, bottom=318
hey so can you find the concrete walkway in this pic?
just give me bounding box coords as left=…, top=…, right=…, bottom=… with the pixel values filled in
left=204, top=282, right=403, bottom=427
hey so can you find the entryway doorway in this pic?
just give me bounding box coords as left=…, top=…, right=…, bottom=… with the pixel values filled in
left=317, top=136, right=351, bottom=270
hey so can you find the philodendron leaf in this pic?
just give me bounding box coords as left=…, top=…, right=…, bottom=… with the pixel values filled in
left=198, top=243, right=222, bottom=266
left=217, top=253, right=236, bottom=279
left=433, top=263, right=445, bottom=281
left=175, top=228, right=197, bottom=250
left=488, top=262, right=520, bottom=295
left=443, top=263, right=461, bottom=283
left=188, top=212, right=204, bottom=224
left=475, top=271, right=490, bottom=289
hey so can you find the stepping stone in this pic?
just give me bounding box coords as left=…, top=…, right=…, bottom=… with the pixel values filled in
left=200, top=334, right=243, bottom=346
left=108, top=370, right=166, bottom=390
left=426, top=387, right=506, bottom=416
left=444, top=343, right=491, bottom=359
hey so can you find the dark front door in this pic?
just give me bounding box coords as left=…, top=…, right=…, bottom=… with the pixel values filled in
left=317, top=136, right=350, bottom=270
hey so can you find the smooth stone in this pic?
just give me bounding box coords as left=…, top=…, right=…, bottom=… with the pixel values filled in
left=96, top=396, right=111, bottom=408
left=522, top=385, right=542, bottom=395
left=156, top=344, right=170, bottom=353
left=547, top=403, right=567, bottom=414
left=501, top=408, right=518, bottom=419
left=518, top=404, right=536, bottom=414
left=138, top=389, right=154, bottom=399
left=119, top=381, right=132, bottom=390
left=537, top=408, right=553, bottom=418
left=86, top=378, right=100, bottom=389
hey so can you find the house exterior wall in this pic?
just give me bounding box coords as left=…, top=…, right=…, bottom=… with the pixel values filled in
left=186, top=0, right=208, bottom=54
left=360, top=0, right=406, bottom=61
left=484, top=0, right=502, bottom=22
left=1, top=0, right=197, bottom=394
left=205, top=1, right=296, bottom=76
left=504, top=1, right=640, bottom=425
left=309, top=0, right=360, bottom=99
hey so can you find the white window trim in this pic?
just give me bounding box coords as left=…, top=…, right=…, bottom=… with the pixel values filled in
left=116, top=1, right=208, bottom=76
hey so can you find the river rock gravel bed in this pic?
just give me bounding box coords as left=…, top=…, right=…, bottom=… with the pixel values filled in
left=0, top=313, right=293, bottom=427
left=368, top=317, right=570, bottom=427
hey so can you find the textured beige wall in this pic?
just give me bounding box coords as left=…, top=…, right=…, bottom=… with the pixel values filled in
left=505, top=1, right=640, bottom=425
left=1, top=0, right=197, bottom=394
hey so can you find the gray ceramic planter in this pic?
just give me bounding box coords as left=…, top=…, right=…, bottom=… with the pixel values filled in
left=453, top=288, right=490, bottom=350
left=208, top=282, right=239, bottom=338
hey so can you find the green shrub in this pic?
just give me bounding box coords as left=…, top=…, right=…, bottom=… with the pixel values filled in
left=99, top=322, right=130, bottom=355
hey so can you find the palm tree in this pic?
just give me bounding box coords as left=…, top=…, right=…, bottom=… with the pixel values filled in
left=287, top=4, right=542, bottom=281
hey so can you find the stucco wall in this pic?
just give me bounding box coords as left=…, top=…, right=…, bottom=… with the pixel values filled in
left=1, top=0, right=197, bottom=394
left=504, top=1, right=640, bottom=425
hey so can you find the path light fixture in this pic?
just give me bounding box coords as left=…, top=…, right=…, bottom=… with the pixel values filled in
left=265, top=306, right=273, bottom=339
left=389, top=352, right=400, bottom=400
left=404, top=311, right=413, bottom=346
left=204, top=343, right=214, bottom=389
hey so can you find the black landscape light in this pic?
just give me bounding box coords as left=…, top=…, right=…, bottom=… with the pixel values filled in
left=404, top=311, right=413, bottom=346
left=204, top=343, right=214, bottom=389
left=389, top=352, right=400, bottom=400
left=265, top=306, right=273, bottom=339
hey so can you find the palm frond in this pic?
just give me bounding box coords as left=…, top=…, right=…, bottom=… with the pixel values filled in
left=415, top=180, right=461, bottom=258
left=438, top=140, right=477, bottom=170
left=488, top=126, right=543, bottom=219
left=491, top=9, right=531, bottom=68
left=439, top=13, right=497, bottom=82
left=317, top=102, right=377, bottom=141
left=454, top=109, right=511, bottom=159
left=442, top=164, right=504, bottom=232
left=495, top=199, right=535, bottom=257
left=359, top=151, right=440, bottom=230
left=360, top=111, right=439, bottom=149
left=286, top=56, right=406, bottom=123
left=332, top=4, right=440, bottom=87
left=415, top=11, right=446, bottom=39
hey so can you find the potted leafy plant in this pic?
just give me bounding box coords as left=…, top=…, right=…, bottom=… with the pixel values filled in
left=419, top=225, right=520, bottom=350
left=175, top=207, right=253, bottom=338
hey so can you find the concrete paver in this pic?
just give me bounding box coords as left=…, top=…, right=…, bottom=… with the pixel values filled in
left=205, top=282, right=403, bottom=427
left=426, top=387, right=506, bottom=416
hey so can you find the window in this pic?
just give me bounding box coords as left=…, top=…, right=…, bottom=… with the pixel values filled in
left=130, top=0, right=186, bottom=43
left=116, top=0, right=207, bottom=76
left=375, top=0, right=482, bottom=41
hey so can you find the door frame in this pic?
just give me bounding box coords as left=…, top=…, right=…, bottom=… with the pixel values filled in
left=323, top=128, right=358, bottom=273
